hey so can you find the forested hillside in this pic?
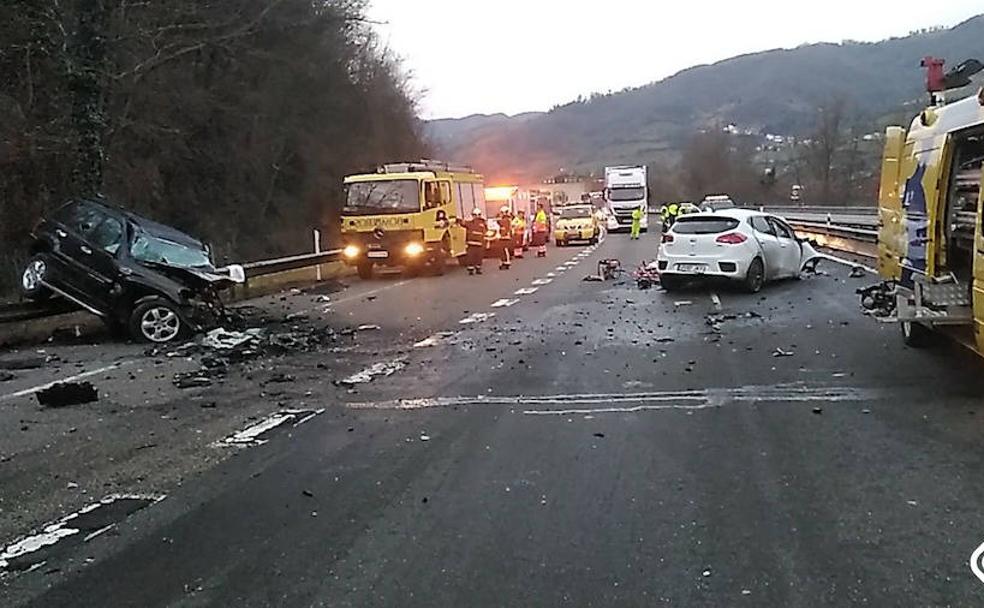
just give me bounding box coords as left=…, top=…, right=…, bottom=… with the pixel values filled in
left=430, top=15, right=984, bottom=184
left=0, top=0, right=427, bottom=290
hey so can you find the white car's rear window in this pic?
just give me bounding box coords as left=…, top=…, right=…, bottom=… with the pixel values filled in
left=672, top=217, right=739, bottom=234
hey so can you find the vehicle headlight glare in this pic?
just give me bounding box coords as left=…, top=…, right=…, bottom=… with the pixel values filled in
left=343, top=245, right=360, bottom=259
left=405, top=242, right=425, bottom=257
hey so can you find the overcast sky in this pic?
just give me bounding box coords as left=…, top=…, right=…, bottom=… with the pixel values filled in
left=367, top=1, right=982, bottom=119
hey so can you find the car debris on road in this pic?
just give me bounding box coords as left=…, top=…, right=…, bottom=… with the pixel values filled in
left=36, top=381, right=99, bottom=407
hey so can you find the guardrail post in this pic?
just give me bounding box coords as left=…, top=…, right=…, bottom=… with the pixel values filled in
left=826, top=213, right=832, bottom=226
left=313, top=229, right=322, bottom=282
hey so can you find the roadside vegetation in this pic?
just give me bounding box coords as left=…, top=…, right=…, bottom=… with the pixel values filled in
left=0, top=0, right=427, bottom=295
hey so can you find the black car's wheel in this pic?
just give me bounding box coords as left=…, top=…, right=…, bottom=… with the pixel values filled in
left=743, top=258, right=765, bottom=293
left=357, top=262, right=373, bottom=280
left=129, top=297, right=184, bottom=344
left=901, top=320, right=933, bottom=348
left=21, top=254, right=52, bottom=301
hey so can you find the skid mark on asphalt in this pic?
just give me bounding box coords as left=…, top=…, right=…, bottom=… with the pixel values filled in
left=345, top=384, right=879, bottom=413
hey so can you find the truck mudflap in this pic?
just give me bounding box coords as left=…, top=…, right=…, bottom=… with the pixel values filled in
left=859, top=277, right=973, bottom=325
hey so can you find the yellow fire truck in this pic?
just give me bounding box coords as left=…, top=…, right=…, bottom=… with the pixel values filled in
left=340, top=161, right=485, bottom=279
left=862, top=58, right=984, bottom=351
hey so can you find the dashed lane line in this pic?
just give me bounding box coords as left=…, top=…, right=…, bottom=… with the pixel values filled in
left=514, top=288, right=538, bottom=295
left=491, top=298, right=520, bottom=308
left=531, top=279, right=553, bottom=286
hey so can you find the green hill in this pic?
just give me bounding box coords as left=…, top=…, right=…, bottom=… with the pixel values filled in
left=427, top=15, right=984, bottom=183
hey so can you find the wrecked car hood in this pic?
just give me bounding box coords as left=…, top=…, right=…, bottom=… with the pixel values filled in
left=142, top=262, right=246, bottom=290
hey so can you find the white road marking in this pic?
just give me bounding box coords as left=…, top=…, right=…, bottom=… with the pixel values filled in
left=339, top=359, right=408, bottom=386
left=546, top=272, right=557, bottom=278
left=514, top=288, right=538, bottom=296
left=322, top=280, right=410, bottom=308
left=459, top=312, right=496, bottom=325
left=0, top=494, right=165, bottom=571
left=224, top=412, right=296, bottom=446
left=818, top=253, right=877, bottom=275
left=531, top=279, right=553, bottom=286
left=222, top=409, right=325, bottom=446
left=554, top=266, right=567, bottom=272
left=346, top=384, right=875, bottom=412
left=413, top=331, right=456, bottom=348
left=491, top=298, right=520, bottom=308
left=526, top=403, right=716, bottom=415
left=711, top=293, right=722, bottom=311
left=0, top=362, right=133, bottom=403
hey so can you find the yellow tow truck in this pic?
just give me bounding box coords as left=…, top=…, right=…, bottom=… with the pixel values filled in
left=862, top=58, right=984, bottom=350
left=340, top=161, right=485, bottom=278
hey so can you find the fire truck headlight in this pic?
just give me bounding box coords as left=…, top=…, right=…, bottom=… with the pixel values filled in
left=405, top=242, right=425, bottom=257
left=343, top=245, right=361, bottom=259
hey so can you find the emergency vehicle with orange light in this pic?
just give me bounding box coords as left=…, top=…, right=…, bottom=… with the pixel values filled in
left=340, top=161, right=485, bottom=279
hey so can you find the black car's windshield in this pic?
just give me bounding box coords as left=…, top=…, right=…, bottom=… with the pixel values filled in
left=345, top=180, right=420, bottom=215
left=608, top=187, right=645, bottom=202
left=558, top=207, right=593, bottom=219
left=130, top=233, right=212, bottom=269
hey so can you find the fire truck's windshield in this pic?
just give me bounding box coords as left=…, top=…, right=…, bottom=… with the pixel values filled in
left=345, top=180, right=420, bottom=215
left=608, top=187, right=645, bottom=202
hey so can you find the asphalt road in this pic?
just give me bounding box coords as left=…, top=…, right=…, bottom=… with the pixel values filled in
left=5, top=230, right=984, bottom=606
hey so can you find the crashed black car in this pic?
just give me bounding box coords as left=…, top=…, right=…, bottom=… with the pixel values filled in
left=20, top=198, right=244, bottom=343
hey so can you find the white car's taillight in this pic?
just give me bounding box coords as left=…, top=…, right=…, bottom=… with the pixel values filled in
left=715, top=232, right=747, bottom=245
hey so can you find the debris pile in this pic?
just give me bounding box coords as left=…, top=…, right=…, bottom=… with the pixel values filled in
left=705, top=311, right=763, bottom=333
left=168, top=313, right=354, bottom=389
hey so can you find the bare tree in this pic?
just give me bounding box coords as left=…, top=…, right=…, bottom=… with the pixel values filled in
left=806, top=98, right=846, bottom=202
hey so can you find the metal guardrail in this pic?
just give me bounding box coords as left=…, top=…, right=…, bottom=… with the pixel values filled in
left=242, top=249, right=342, bottom=278
left=786, top=220, right=879, bottom=261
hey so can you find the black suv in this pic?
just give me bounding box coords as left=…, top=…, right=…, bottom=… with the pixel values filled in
left=21, top=198, right=242, bottom=343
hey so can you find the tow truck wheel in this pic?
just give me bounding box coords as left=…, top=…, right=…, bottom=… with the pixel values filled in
left=129, top=297, right=184, bottom=344
left=357, top=262, right=373, bottom=280
left=901, top=320, right=933, bottom=348
left=21, top=254, right=52, bottom=301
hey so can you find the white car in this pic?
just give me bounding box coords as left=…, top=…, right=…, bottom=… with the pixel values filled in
left=656, top=209, right=820, bottom=293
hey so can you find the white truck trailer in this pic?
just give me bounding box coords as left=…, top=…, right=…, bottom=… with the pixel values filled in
left=604, top=166, right=648, bottom=233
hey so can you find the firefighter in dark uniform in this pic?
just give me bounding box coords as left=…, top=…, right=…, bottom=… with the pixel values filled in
left=463, top=208, right=486, bottom=275
left=497, top=206, right=514, bottom=270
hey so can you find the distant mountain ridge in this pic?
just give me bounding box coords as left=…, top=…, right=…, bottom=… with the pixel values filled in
left=426, top=15, right=984, bottom=183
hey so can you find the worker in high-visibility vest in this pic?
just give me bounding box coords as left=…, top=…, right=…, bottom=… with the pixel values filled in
left=463, top=208, right=486, bottom=275
left=630, top=205, right=643, bottom=240
left=664, top=202, right=680, bottom=230
left=532, top=204, right=549, bottom=258
left=511, top=213, right=527, bottom=259
left=497, top=206, right=514, bottom=270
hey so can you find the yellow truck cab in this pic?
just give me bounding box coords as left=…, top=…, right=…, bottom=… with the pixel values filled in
left=863, top=58, right=984, bottom=351
left=340, top=161, right=485, bottom=278
left=553, top=204, right=601, bottom=247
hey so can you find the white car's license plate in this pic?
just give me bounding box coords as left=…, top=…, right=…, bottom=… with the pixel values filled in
left=367, top=251, right=389, bottom=259
left=676, top=263, right=707, bottom=274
